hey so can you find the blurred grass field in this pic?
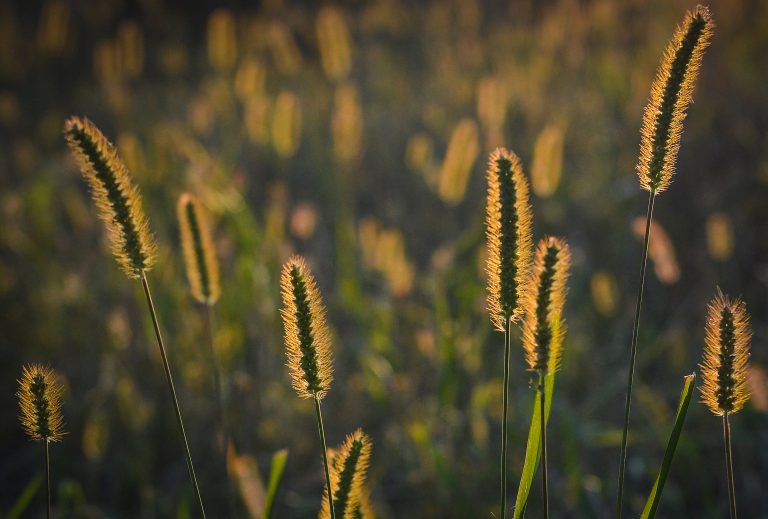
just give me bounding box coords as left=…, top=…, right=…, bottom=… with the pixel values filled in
left=1, top=0, right=767, bottom=517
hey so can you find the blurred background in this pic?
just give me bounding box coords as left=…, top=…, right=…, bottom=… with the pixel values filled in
left=1, top=0, right=767, bottom=517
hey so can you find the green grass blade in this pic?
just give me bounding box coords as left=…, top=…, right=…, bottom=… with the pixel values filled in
left=263, top=448, right=289, bottom=519
left=6, top=475, right=42, bottom=519
left=640, top=373, right=696, bottom=519
left=512, top=372, right=555, bottom=519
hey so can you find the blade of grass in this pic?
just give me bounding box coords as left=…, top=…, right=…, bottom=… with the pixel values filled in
left=640, top=373, right=696, bottom=519
left=512, top=372, right=555, bottom=519
left=263, top=449, right=289, bottom=519
left=6, top=476, right=42, bottom=519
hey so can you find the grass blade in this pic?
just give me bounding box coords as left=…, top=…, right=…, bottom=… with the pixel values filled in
left=640, top=373, right=696, bottom=519
left=512, top=372, right=555, bottom=519
left=263, top=449, right=289, bottom=519
left=6, top=476, right=42, bottom=519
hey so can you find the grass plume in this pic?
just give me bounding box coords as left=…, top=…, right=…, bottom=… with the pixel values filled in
left=17, top=364, right=66, bottom=519
left=320, top=429, right=372, bottom=519
left=63, top=116, right=156, bottom=279
left=486, top=147, right=533, bottom=329
left=637, top=5, right=714, bottom=193
left=178, top=193, right=221, bottom=305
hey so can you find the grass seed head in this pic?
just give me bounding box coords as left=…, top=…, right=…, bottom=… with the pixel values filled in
left=637, top=5, right=714, bottom=194
left=178, top=193, right=220, bottom=305
left=320, top=428, right=372, bottom=519
left=700, top=288, right=751, bottom=415
left=486, top=147, right=533, bottom=330
left=64, top=116, right=156, bottom=278
left=17, top=364, right=66, bottom=442
left=280, top=255, right=333, bottom=399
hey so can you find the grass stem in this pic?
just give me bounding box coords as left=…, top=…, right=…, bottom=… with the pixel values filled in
left=314, top=395, right=336, bottom=519
left=500, top=315, right=512, bottom=519
left=44, top=440, right=51, bottom=519
left=141, top=271, right=207, bottom=518
left=616, top=190, right=655, bottom=518
left=539, top=371, right=549, bottom=519
left=723, top=413, right=737, bottom=519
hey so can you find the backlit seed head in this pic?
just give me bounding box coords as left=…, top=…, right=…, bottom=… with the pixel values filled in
left=280, top=256, right=333, bottom=399
left=486, top=147, right=533, bottom=330
left=320, top=429, right=372, bottom=519
left=64, top=116, right=156, bottom=279
left=522, top=237, right=571, bottom=374
left=637, top=5, right=714, bottom=193
left=178, top=193, right=220, bottom=305
left=17, top=364, right=66, bottom=442
left=700, top=289, right=751, bottom=415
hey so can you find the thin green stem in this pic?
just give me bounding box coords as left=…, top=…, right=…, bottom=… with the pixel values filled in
left=141, top=271, right=207, bottom=519
left=723, top=413, right=737, bottom=519
left=314, top=395, right=336, bottom=519
left=500, top=315, right=512, bottom=519
left=616, top=190, right=656, bottom=518
left=539, top=371, right=549, bottom=519
left=44, top=440, right=51, bottom=519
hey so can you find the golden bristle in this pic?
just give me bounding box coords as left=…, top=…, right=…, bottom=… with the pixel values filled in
left=522, top=237, right=571, bottom=374
left=64, top=116, right=156, bottom=279
left=485, top=147, right=534, bottom=330
left=320, top=429, right=372, bottom=519
left=637, top=5, right=714, bottom=193
left=700, top=289, right=751, bottom=416
left=17, top=364, right=66, bottom=442
left=280, top=255, right=333, bottom=400
left=177, top=193, right=221, bottom=305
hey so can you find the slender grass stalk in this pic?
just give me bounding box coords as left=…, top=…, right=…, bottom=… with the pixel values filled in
left=699, top=290, right=750, bottom=519
left=617, top=7, right=713, bottom=515
left=141, top=271, right=207, bottom=518
left=616, top=190, right=655, bottom=516
left=315, top=396, right=336, bottom=519
left=500, top=316, right=512, bottom=518
left=538, top=371, right=548, bottom=519
left=44, top=441, right=51, bottom=519
left=17, top=364, right=65, bottom=519
left=722, top=414, right=737, bottom=519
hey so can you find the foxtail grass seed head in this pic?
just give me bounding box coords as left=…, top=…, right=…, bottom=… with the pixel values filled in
left=178, top=193, right=220, bottom=305
left=280, top=256, right=333, bottom=400
left=17, top=364, right=65, bottom=442
left=700, top=289, right=751, bottom=416
left=522, top=237, right=571, bottom=374
left=485, top=147, right=533, bottom=330
left=64, top=116, right=156, bottom=279
left=637, top=5, right=714, bottom=193
left=320, top=429, right=372, bottom=519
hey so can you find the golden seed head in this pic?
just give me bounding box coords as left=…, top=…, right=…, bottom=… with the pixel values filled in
left=637, top=5, right=714, bottom=194
left=64, top=116, right=156, bottom=279
left=700, top=289, right=751, bottom=416
left=280, top=255, right=333, bottom=400
left=320, top=428, right=372, bottom=519
left=17, top=364, right=66, bottom=442
left=522, top=237, right=571, bottom=374
left=485, top=147, right=534, bottom=330
left=178, top=193, right=221, bottom=305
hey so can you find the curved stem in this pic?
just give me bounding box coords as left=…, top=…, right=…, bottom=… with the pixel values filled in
left=539, top=371, right=549, bottom=519
left=616, top=190, right=656, bottom=518
left=141, top=272, right=207, bottom=518
left=500, top=316, right=512, bottom=519
left=44, top=440, right=51, bottom=519
left=314, top=395, right=336, bottom=519
left=723, top=413, right=737, bottom=519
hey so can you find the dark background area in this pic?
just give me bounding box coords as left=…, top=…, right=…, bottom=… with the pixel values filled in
left=1, top=0, right=767, bottom=517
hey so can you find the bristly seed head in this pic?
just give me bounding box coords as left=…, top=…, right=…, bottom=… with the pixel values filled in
left=320, top=428, right=372, bottom=519
left=485, top=147, right=533, bottom=331
left=637, top=5, right=714, bottom=194
left=700, top=288, right=751, bottom=416
left=17, top=364, right=66, bottom=442
left=280, top=255, right=333, bottom=400
left=64, top=116, right=156, bottom=279
left=178, top=193, right=220, bottom=305
left=522, top=237, right=571, bottom=374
